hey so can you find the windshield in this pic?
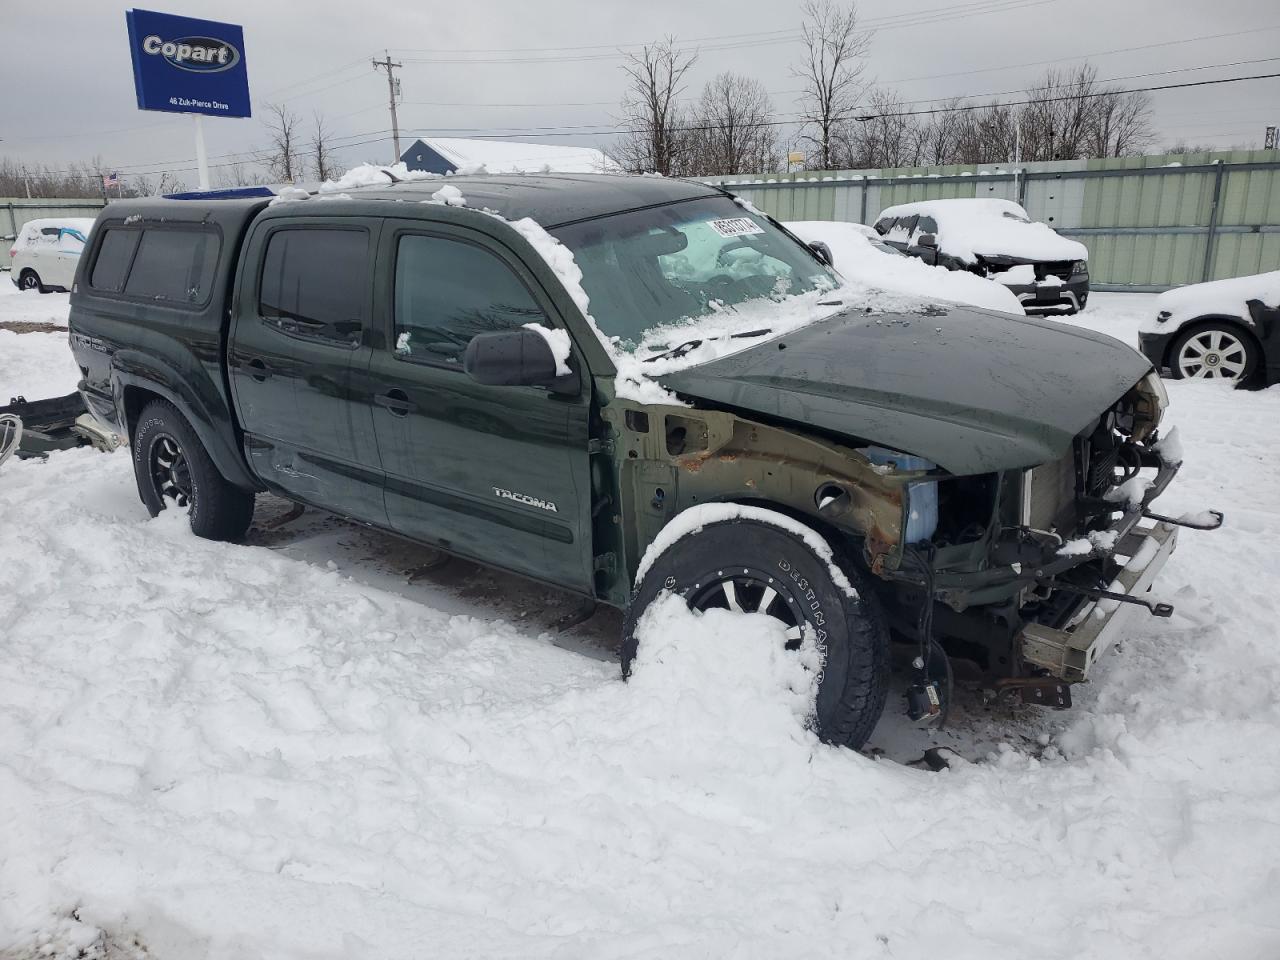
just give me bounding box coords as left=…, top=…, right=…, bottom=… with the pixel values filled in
left=551, top=196, right=837, bottom=350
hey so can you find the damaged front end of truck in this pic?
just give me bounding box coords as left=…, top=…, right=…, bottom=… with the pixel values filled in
left=603, top=307, right=1220, bottom=711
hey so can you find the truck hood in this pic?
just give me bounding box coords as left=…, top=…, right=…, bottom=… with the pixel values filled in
left=658, top=306, right=1152, bottom=475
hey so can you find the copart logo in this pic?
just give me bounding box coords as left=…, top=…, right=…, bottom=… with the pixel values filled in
left=142, top=34, right=241, bottom=73
left=493, top=487, right=558, bottom=513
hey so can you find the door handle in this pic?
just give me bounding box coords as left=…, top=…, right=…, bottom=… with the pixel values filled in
left=374, top=388, right=416, bottom=417
left=247, top=357, right=272, bottom=382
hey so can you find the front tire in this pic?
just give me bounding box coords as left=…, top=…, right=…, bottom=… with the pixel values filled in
left=623, top=511, right=889, bottom=750
left=1169, top=322, right=1260, bottom=382
left=132, top=399, right=254, bottom=541
left=17, top=269, right=44, bottom=293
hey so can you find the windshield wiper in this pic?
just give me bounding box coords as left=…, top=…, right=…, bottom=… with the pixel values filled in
left=642, top=327, right=773, bottom=363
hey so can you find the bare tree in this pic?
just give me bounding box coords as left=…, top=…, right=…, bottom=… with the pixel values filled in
left=262, top=102, right=302, bottom=182
left=686, top=73, right=779, bottom=176
left=792, top=0, right=871, bottom=170
left=1087, top=89, right=1154, bottom=158
left=843, top=87, right=919, bottom=169
left=311, top=111, right=338, bottom=182
left=614, top=38, right=696, bottom=175
left=615, top=37, right=697, bottom=175
left=216, top=159, right=271, bottom=189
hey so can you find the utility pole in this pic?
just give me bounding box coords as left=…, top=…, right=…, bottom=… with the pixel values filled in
left=372, top=51, right=403, bottom=165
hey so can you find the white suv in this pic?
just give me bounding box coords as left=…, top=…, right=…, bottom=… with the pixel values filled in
left=8, top=217, right=96, bottom=293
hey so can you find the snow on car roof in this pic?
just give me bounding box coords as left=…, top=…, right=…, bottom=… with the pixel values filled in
left=877, top=197, right=1087, bottom=265
left=421, top=137, right=621, bottom=175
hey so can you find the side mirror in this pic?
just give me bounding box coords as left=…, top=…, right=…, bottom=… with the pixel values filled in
left=463, top=328, right=579, bottom=393
left=917, top=233, right=937, bottom=248
left=807, top=240, right=834, bottom=267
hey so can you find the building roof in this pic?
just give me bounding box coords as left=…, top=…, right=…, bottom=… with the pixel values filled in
left=406, top=137, right=621, bottom=175
left=344, top=172, right=722, bottom=228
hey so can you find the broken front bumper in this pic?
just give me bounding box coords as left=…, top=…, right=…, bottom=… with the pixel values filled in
left=1019, top=517, right=1178, bottom=682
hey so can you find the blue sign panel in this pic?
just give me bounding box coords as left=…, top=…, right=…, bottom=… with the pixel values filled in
left=125, top=9, right=251, bottom=118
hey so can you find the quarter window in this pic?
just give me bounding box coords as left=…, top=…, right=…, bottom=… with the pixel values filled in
left=260, top=228, right=368, bottom=346
left=89, top=229, right=140, bottom=292
left=124, top=228, right=220, bottom=304
left=393, top=234, right=546, bottom=366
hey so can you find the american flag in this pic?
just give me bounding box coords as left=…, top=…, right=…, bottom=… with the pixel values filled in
left=102, top=172, right=120, bottom=189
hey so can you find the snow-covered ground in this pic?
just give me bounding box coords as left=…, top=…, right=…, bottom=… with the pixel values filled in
left=2, top=291, right=1279, bottom=959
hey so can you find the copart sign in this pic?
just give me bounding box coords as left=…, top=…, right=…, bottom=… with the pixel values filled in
left=125, top=9, right=251, bottom=118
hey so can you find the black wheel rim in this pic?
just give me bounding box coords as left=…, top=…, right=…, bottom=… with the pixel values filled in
left=686, top=565, right=806, bottom=649
left=149, top=434, right=192, bottom=507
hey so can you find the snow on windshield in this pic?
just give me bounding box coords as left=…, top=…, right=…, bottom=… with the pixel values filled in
left=497, top=209, right=937, bottom=404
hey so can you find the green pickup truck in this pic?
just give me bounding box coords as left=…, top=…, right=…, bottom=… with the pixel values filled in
left=68, top=172, right=1211, bottom=749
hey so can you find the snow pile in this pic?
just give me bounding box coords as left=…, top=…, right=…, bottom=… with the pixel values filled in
left=877, top=198, right=1088, bottom=265
left=430, top=184, right=466, bottom=207
left=318, top=162, right=441, bottom=193
left=787, top=220, right=1022, bottom=313
left=522, top=323, right=572, bottom=376
left=1140, top=270, right=1280, bottom=335
left=1057, top=528, right=1120, bottom=557
left=3, top=291, right=1280, bottom=957
left=0, top=283, right=72, bottom=330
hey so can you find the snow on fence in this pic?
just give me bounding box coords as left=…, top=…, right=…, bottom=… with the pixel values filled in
left=703, top=149, right=1280, bottom=292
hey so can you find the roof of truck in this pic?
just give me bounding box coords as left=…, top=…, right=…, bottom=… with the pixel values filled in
left=332, top=172, right=724, bottom=227
left=91, top=174, right=727, bottom=236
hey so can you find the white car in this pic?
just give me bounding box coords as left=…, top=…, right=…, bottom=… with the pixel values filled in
left=872, top=199, right=1089, bottom=314
left=8, top=217, right=96, bottom=293
left=1138, top=270, right=1280, bottom=384
left=786, top=220, right=1023, bottom=314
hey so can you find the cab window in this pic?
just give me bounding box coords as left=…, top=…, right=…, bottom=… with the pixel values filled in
left=259, top=228, right=367, bottom=346
left=392, top=234, right=546, bottom=367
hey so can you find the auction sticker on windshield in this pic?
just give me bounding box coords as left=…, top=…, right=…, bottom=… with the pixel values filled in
left=708, top=218, right=766, bottom=238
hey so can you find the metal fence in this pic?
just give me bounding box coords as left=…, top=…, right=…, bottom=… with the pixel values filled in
left=705, top=149, right=1280, bottom=292
left=1, top=198, right=108, bottom=271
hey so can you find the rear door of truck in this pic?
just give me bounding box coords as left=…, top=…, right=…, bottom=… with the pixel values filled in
left=228, top=213, right=386, bottom=525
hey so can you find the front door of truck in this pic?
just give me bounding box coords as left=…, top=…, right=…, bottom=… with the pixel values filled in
left=229, top=219, right=386, bottom=525
left=364, top=218, right=594, bottom=594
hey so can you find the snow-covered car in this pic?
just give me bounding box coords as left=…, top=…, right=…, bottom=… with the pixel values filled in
left=1138, top=270, right=1280, bottom=384
left=786, top=220, right=1022, bottom=314
left=874, top=199, right=1089, bottom=314
left=8, top=217, right=96, bottom=292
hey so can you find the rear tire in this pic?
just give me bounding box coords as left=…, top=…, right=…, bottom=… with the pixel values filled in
left=17, top=269, right=44, bottom=293
left=132, top=399, right=254, bottom=541
left=622, top=512, right=890, bottom=750
left=1169, top=322, right=1260, bottom=383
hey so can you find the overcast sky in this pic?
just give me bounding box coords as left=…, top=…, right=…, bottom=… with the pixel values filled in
left=4, top=0, right=1278, bottom=188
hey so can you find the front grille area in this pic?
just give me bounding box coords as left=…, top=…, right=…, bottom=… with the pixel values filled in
left=1026, top=449, right=1078, bottom=535
left=1035, top=261, right=1075, bottom=281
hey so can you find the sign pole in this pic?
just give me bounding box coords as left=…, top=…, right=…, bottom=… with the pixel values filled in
left=194, top=114, right=210, bottom=190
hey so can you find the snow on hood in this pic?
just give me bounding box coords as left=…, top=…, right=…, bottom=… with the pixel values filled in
left=1141, top=270, right=1280, bottom=335
left=878, top=198, right=1087, bottom=265
left=786, top=220, right=1022, bottom=314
